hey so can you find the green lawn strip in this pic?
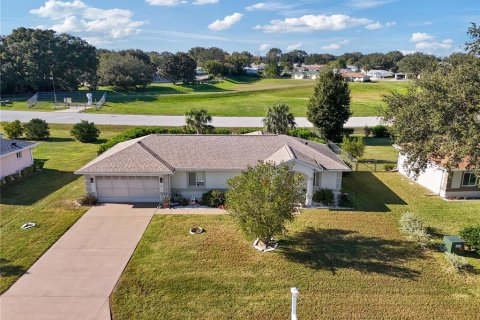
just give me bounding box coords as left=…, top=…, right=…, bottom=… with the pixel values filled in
left=0, top=124, right=125, bottom=293
left=2, top=79, right=407, bottom=117
left=111, top=172, right=480, bottom=319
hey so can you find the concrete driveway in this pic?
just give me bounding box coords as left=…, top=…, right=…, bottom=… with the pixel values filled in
left=1, top=203, right=156, bottom=320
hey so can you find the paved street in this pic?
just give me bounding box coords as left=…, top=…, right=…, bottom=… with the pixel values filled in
left=1, top=204, right=156, bottom=320
left=0, top=110, right=383, bottom=128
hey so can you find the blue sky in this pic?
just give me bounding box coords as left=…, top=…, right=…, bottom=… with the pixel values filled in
left=1, top=0, right=479, bottom=56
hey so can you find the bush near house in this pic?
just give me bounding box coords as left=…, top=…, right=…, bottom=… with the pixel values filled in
left=202, top=189, right=226, bottom=207
left=399, top=212, right=431, bottom=248
left=78, top=193, right=98, bottom=206
left=4, top=120, right=23, bottom=139
left=70, top=120, right=101, bottom=143
left=384, top=163, right=395, bottom=171
left=23, top=118, right=50, bottom=140
left=337, top=192, right=353, bottom=208
left=459, top=225, right=480, bottom=251
left=312, top=188, right=334, bottom=206
left=363, top=125, right=372, bottom=137
left=372, top=125, right=390, bottom=138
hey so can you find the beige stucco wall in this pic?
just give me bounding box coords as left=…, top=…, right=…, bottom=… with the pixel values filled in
left=0, top=149, right=34, bottom=178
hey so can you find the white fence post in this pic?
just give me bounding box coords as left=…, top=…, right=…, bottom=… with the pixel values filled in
left=291, top=287, right=299, bottom=320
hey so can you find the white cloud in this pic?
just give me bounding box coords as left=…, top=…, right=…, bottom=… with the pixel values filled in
left=245, top=2, right=289, bottom=11
left=386, top=21, right=396, bottom=27
left=348, top=0, right=393, bottom=9
left=192, top=0, right=219, bottom=4
left=255, top=14, right=373, bottom=33
left=208, top=12, right=243, bottom=31
left=321, top=40, right=350, bottom=51
left=30, top=0, right=145, bottom=44
left=415, top=39, right=453, bottom=50
left=365, top=20, right=396, bottom=30
left=146, top=0, right=186, bottom=6
left=400, top=49, right=416, bottom=55
left=287, top=43, right=302, bottom=51
left=259, top=43, right=271, bottom=51
left=411, top=32, right=434, bottom=42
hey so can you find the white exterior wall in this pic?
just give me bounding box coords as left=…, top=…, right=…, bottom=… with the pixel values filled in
left=450, top=171, right=462, bottom=189
left=0, top=148, right=34, bottom=178
left=206, top=171, right=241, bottom=189
left=171, top=170, right=241, bottom=199
left=398, top=153, right=445, bottom=195
left=320, top=171, right=341, bottom=190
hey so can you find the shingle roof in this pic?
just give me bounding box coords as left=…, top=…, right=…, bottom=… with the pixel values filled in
left=75, top=134, right=350, bottom=174
left=0, top=137, right=37, bottom=157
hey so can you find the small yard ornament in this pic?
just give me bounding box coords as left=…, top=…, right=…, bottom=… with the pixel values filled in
left=21, top=222, right=36, bottom=230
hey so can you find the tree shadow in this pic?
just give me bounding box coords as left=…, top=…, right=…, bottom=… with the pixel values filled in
left=0, top=258, right=27, bottom=277
left=342, top=172, right=407, bottom=212
left=1, top=168, right=78, bottom=205
left=279, top=227, right=422, bottom=279
left=364, top=137, right=393, bottom=146
left=44, top=137, right=75, bottom=143
left=178, top=83, right=232, bottom=92
left=224, top=76, right=260, bottom=84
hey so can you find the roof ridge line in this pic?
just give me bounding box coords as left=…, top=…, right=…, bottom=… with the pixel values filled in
left=137, top=141, right=175, bottom=172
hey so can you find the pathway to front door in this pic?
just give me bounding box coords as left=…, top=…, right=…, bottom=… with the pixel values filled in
left=1, top=203, right=155, bottom=320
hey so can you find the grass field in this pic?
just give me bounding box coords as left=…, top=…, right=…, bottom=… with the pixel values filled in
left=0, top=124, right=127, bottom=293
left=1, top=78, right=408, bottom=117
left=111, top=172, right=480, bottom=320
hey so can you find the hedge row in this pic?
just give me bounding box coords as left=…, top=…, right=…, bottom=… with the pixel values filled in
left=1, top=164, right=37, bottom=186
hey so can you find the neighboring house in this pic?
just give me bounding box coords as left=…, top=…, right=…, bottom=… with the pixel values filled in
left=291, top=71, right=319, bottom=80
left=341, top=72, right=371, bottom=82
left=0, top=135, right=37, bottom=179
left=244, top=67, right=258, bottom=75
left=397, top=151, right=479, bottom=199
left=345, top=64, right=359, bottom=72
left=75, top=134, right=351, bottom=205
left=292, top=72, right=307, bottom=80
left=301, top=64, right=324, bottom=71
left=394, top=73, right=407, bottom=80
left=366, top=70, right=394, bottom=79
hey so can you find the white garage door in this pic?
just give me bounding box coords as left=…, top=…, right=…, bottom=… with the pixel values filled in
left=96, top=176, right=161, bottom=202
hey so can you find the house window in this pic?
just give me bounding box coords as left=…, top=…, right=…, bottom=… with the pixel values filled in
left=16, top=151, right=22, bottom=159
left=313, top=172, right=321, bottom=187
left=188, top=172, right=205, bottom=187
left=462, top=172, right=478, bottom=187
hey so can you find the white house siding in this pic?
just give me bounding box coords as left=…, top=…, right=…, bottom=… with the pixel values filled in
left=0, top=149, right=34, bottom=178
left=450, top=171, right=462, bottom=189
left=171, top=170, right=241, bottom=199
left=320, top=171, right=341, bottom=190
left=442, top=171, right=480, bottom=199
left=398, top=154, right=445, bottom=195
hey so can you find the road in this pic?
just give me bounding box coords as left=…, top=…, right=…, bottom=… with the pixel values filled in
left=0, top=110, right=383, bottom=128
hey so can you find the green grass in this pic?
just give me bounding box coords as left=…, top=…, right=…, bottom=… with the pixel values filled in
left=0, top=124, right=127, bottom=293
left=1, top=78, right=408, bottom=117
left=111, top=172, right=480, bottom=319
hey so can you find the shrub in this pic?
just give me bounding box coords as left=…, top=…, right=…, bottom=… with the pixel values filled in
left=399, top=212, right=431, bottom=248
left=34, top=159, right=45, bottom=169
left=288, top=128, right=326, bottom=144
left=363, top=125, right=372, bottom=137
left=5, top=174, right=15, bottom=183
left=342, top=128, right=354, bottom=137
left=70, top=120, right=101, bottom=143
left=444, top=252, right=470, bottom=271
left=313, top=188, right=334, bottom=206
left=24, top=118, right=50, bottom=140
left=371, top=125, right=390, bottom=138
left=202, top=189, right=226, bottom=207
left=79, top=193, right=97, bottom=206
left=167, top=127, right=184, bottom=134
left=384, top=164, right=395, bottom=171
left=21, top=165, right=35, bottom=177
left=459, top=225, right=480, bottom=251
left=171, top=193, right=183, bottom=203
left=213, top=128, right=232, bottom=135
left=239, top=128, right=258, bottom=134
left=337, top=192, right=353, bottom=208
left=4, top=120, right=23, bottom=139
left=342, top=136, right=365, bottom=158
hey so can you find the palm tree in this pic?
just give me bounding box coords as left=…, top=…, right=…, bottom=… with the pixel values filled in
left=262, top=102, right=296, bottom=134
left=185, top=108, right=212, bottom=134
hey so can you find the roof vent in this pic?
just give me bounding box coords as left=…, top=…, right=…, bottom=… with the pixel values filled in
left=11, top=142, right=17, bottom=147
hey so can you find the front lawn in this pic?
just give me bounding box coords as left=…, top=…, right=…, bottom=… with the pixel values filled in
left=0, top=124, right=127, bottom=293
left=111, top=172, right=480, bottom=319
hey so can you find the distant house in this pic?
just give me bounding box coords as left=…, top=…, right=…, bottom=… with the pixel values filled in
left=345, top=64, right=359, bottom=72
left=396, top=149, right=480, bottom=199
left=244, top=67, right=258, bottom=75
left=0, top=135, right=37, bottom=179
left=341, top=72, right=371, bottom=82
left=366, top=70, right=394, bottom=79
left=394, top=73, right=407, bottom=80
left=292, top=72, right=307, bottom=80
left=75, top=134, right=351, bottom=206
left=301, top=64, right=324, bottom=71
left=292, top=71, right=319, bottom=80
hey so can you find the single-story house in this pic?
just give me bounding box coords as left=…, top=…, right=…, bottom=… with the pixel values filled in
left=75, top=134, right=351, bottom=205
left=366, top=69, right=394, bottom=79
left=301, top=64, right=324, bottom=71
left=341, top=72, right=371, bottom=82
left=244, top=67, right=258, bottom=75
left=292, top=71, right=319, bottom=80
left=0, top=135, right=37, bottom=179
left=394, top=73, right=407, bottom=80
left=397, top=151, right=479, bottom=199
left=292, top=72, right=307, bottom=80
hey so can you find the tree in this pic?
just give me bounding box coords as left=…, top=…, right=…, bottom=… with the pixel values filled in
left=305, top=53, right=335, bottom=65
left=264, top=62, right=281, bottom=78
left=227, top=52, right=251, bottom=75
left=307, top=70, right=351, bottom=142
left=340, top=52, right=363, bottom=64
left=263, top=102, right=296, bottom=134
left=266, top=48, right=282, bottom=63
left=358, top=53, right=387, bottom=71
left=185, top=108, right=212, bottom=134
left=465, top=22, right=480, bottom=56
left=385, top=50, right=404, bottom=72
left=158, top=52, right=196, bottom=84
left=4, top=120, right=24, bottom=139
left=0, top=28, right=97, bottom=94
left=397, top=53, right=438, bottom=77
left=70, top=120, right=101, bottom=143
left=157, top=52, right=179, bottom=83
left=24, top=118, right=50, bottom=140
left=203, top=60, right=224, bottom=80
left=342, top=136, right=365, bottom=158
left=383, top=57, right=480, bottom=175
left=188, top=47, right=228, bottom=64
left=281, top=50, right=308, bottom=64
left=226, top=162, right=304, bottom=246
left=98, top=52, right=152, bottom=90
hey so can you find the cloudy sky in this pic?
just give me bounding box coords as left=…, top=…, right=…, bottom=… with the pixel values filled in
left=1, top=0, right=478, bottom=55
